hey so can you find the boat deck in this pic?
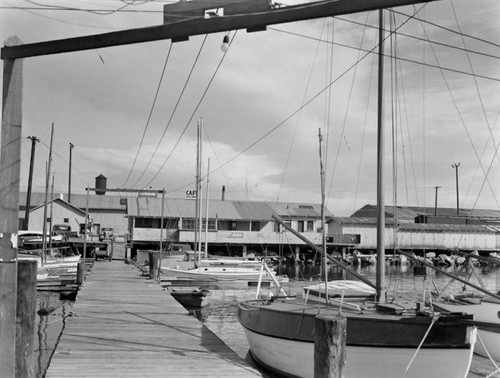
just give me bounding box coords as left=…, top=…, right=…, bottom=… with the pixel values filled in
left=45, top=260, right=262, bottom=377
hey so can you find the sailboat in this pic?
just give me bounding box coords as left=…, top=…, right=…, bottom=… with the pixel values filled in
left=237, top=10, right=476, bottom=378
left=401, top=249, right=500, bottom=362
left=160, top=119, right=287, bottom=286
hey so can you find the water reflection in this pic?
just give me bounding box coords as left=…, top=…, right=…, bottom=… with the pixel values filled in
left=35, top=292, right=73, bottom=378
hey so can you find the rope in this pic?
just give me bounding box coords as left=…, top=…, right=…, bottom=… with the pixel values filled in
left=476, top=333, right=500, bottom=378
left=404, top=314, right=438, bottom=375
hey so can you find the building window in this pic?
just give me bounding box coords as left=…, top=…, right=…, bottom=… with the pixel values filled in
left=298, top=221, right=304, bottom=232
left=307, top=221, right=314, bottom=231
left=251, top=221, right=261, bottom=232
left=135, top=218, right=168, bottom=229
left=206, top=219, right=216, bottom=230
left=64, top=218, right=69, bottom=223
left=183, top=218, right=195, bottom=230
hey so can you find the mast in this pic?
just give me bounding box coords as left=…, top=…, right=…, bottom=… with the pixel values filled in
left=41, top=123, right=54, bottom=264
left=24, top=136, right=39, bottom=230
left=376, top=9, right=387, bottom=303
left=198, top=119, right=203, bottom=265
left=160, top=189, right=165, bottom=252
left=318, top=128, right=328, bottom=303
left=204, top=158, right=210, bottom=259
left=48, top=173, right=54, bottom=250
left=194, top=119, right=203, bottom=267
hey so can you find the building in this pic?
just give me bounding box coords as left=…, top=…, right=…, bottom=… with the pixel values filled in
left=126, top=196, right=342, bottom=259
left=19, top=191, right=128, bottom=238
left=18, top=189, right=500, bottom=258
left=328, top=205, right=500, bottom=253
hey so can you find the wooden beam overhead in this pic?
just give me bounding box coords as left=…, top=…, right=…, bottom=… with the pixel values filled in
left=2, top=0, right=437, bottom=60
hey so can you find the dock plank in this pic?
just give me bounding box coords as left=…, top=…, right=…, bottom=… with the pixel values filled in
left=46, top=261, right=261, bottom=377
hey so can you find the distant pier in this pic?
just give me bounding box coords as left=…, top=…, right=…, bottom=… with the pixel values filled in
left=45, top=261, right=261, bottom=377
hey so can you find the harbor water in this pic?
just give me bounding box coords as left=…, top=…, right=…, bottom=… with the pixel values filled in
left=36, top=261, right=500, bottom=377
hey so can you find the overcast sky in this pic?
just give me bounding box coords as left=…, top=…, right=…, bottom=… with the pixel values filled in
left=1, top=0, right=499, bottom=216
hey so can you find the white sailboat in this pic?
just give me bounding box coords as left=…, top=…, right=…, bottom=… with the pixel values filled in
left=401, top=249, right=500, bottom=362
left=237, top=10, right=476, bottom=378
left=161, top=119, right=286, bottom=285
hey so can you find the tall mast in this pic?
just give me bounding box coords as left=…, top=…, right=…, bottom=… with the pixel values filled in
left=376, top=9, right=386, bottom=303
left=194, top=121, right=200, bottom=266
left=318, top=128, right=328, bottom=303
left=204, top=158, right=210, bottom=259
left=198, top=118, right=203, bottom=266
left=41, top=123, right=54, bottom=264
left=24, top=136, right=39, bottom=230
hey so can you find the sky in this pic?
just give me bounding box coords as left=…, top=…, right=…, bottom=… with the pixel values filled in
left=0, top=0, right=499, bottom=216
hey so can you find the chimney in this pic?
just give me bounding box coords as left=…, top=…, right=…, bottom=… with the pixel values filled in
left=221, top=185, right=226, bottom=201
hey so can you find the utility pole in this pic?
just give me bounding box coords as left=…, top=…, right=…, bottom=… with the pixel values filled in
left=24, top=136, right=39, bottom=230
left=433, top=185, right=441, bottom=216
left=452, top=163, right=460, bottom=217
left=68, top=142, right=74, bottom=203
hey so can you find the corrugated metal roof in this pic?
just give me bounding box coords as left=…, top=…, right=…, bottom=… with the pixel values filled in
left=272, top=202, right=329, bottom=218
left=231, top=201, right=274, bottom=220
left=400, top=223, right=497, bottom=233
left=127, top=197, right=329, bottom=220
left=330, top=217, right=397, bottom=226
left=19, top=192, right=126, bottom=210
left=351, top=204, right=500, bottom=220
left=30, top=197, right=86, bottom=216
left=331, top=217, right=498, bottom=233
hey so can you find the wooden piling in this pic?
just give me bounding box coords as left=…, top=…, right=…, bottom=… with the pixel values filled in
left=149, top=251, right=160, bottom=281
left=16, top=260, right=37, bottom=378
left=314, top=314, right=346, bottom=378
left=1, top=35, right=24, bottom=377
left=76, top=260, right=85, bottom=284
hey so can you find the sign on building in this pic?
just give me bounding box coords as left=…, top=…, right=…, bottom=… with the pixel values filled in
left=185, top=189, right=197, bottom=200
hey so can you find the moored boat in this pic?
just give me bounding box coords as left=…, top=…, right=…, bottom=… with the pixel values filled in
left=433, top=295, right=500, bottom=361
left=238, top=298, right=476, bottom=378
left=167, top=286, right=212, bottom=308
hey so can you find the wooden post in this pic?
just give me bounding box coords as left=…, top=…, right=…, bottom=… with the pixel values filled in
left=16, top=260, right=37, bottom=378
left=149, top=251, right=160, bottom=281
left=76, top=260, right=85, bottom=284
left=0, top=35, right=23, bottom=377
left=314, top=315, right=346, bottom=378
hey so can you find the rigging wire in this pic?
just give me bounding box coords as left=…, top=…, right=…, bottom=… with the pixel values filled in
left=194, top=6, right=429, bottom=188
left=392, top=8, right=500, bottom=50
left=449, top=1, right=500, bottom=204
left=421, top=6, right=426, bottom=209
left=334, top=14, right=500, bottom=60
left=323, top=17, right=334, bottom=208
left=271, top=19, right=328, bottom=210
left=325, top=13, right=370, bottom=210
left=352, top=47, right=376, bottom=214
left=269, top=27, right=500, bottom=82
left=204, top=126, right=237, bottom=201
left=464, top=111, right=500, bottom=210
left=411, top=5, right=500, bottom=210
left=22, top=0, right=140, bottom=15
left=131, top=34, right=209, bottom=188
left=121, top=41, right=173, bottom=188
left=146, top=31, right=237, bottom=190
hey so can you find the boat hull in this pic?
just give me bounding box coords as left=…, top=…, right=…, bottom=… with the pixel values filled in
left=238, top=299, right=476, bottom=378
left=242, top=327, right=475, bottom=378
left=161, top=266, right=264, bottom=280
left=434, top=297, right=500, bottom=361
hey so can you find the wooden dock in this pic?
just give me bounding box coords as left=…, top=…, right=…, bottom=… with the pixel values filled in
left=45, top=261, right=262, bottom=377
